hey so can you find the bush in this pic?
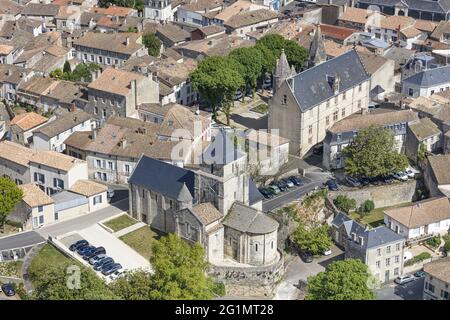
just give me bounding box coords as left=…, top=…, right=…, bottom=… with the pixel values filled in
left=404, top=252, right=432, bottom=266
left=359, top=200, right=375, bottom=215
left=6, top=220, right=23, bottom=229
left=333, top=195, right=356, bottom=213
left=444, top=240, right=450, bottom=253
left=212, top=281, right=226, bottom=297
left=425, top=236, right=441, bottom=249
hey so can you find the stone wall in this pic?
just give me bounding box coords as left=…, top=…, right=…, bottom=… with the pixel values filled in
left=329, top=180, right=417, bottom=208
left=209, top=252, right=284, bottom=297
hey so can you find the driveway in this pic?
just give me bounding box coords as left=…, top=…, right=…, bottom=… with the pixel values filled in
left=376, top=277, right=424, bottom=300
left=273, top=245, right=344, bottom=300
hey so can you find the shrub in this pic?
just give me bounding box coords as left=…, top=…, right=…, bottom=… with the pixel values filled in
left=212, top=281, right=226, bottom=297
left=6, top=220, right=23, bottom=229
left=425, top=236, right=441, bottom=249
left=359, top=200, right=375, bottom=215
left=333, top=195, right=356, bottom=213
left=444, top=240, right=450, bottom=253
left=404, top=252, right=432, bottom=266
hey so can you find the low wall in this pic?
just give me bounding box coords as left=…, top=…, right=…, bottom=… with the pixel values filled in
left=209, top=253, right=284, bottom=297
left=330, top=180, right=417, bottom=208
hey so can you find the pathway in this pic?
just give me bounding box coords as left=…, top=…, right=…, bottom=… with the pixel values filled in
left=114, top=222, right=147, bottom=237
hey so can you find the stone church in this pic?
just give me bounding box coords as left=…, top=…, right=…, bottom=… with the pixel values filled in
left=128, top=129, right=280, bottom=267
left=268, top=44, right=372, bottom=157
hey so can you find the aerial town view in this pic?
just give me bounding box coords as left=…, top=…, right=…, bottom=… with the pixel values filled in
left=0, top=0, right=449, bottom=307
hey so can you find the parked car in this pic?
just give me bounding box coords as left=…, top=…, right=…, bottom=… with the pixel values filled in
left=94, top=257, right=114, bottom=271
left=325, top=179, right=339, bottom=191
left=405, top=169, right=416, bottom=179
left=258, top=187, right=273, bottom=199
left=414, top=270, right=426, bottom=278
left=262, top=77, right=272, bottom=89
left=345, top=176, right=361, bottom=187
left=81, top=247, right=98, bottom=260
left=369, top=176, right=382, bottom=185
left=107, top=188, right=115, bottom=199
left=69, top=240, right=89, bottom=252
left=77, top=245, right=95, bottom=255
left=89, top=254, right=107, bottom=265
left=323, top=248, right=332, bottom=256
left=288, top=176, right=303, bottom=186
left=85, top=247, right=106, bottom=260
left=1, top=283, right=15, bottom=297
left=235, top=90, right=243, bottom=100
left=268, top=185, right=281, bottom=195
left=103, top=263, right=123, bottom=276
left=394, top=274, right=415, bottom=285
left=281, top=178, right=294, bottom=188
left=299, top=250, right=313, bottom=263
left=393, top=171, right=408, bottom=181
left=360, top=177, right=370, bottom=186
left=110, top=269, right=124, bottom=281
left=381, top=175, right=394, bottom=184
left=101, top=262, right=118, bottom=275
left=368, top=103, right=380, bottom=111
left=275, top=181, right=288, bottom=192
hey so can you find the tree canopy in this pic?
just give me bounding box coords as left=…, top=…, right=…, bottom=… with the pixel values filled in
left=229, top=47, right=264, bottom=97
left=98, top=0, right=144, bottom=11
left=333, top=195, right=356, bottom=214
left=0, top=177, right=23, bottom=227
left=142, top=33, right=161, bottom=57
left=50, top=63, right=101, bottom=83
left=343, top=125, right=409, bottom=178
left=291, top=220, right=332, bottom=255
left=306, top=259, right=376, bottom=300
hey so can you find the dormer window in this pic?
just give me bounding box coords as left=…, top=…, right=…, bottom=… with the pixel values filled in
left=282, top=95, right=287, bottom=105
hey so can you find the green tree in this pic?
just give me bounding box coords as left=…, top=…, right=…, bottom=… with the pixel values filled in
left=191, top=56, right=244, bottom=123
left=142, top=33, right=161, bottom=57
left=49, top=68, right=64, bottom=79
left=229, top=47, right=263, bottom=97
left=333, top=195, right=356, bottom=213
left=98, top=0, right=144, bottom=11
left=291, top=221, right=332, bottom=255
left=110, top=270, right=153, bottom=300
left=359, top=200, right=375, bottom=215
left=417, top=141, right=427, bottom=164
left=127, top=26, right=138, bottom=33
left=0, top=177, right=23, bottom=228
left=32, top=264, right=119, bottom=300
left=444, top=240, right=450, bottom=253
left=148, top=233, right=216, bottom=300
left=343, top=126, right=409, bottom=178
left=306, top=259, right=376, bottom=300
left=63, top=61, right=71, bottom=74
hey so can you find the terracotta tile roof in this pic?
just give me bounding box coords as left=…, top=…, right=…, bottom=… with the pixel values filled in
left=213, top=0, right=254, bottom=22
left=158, top=104, right=210, bottom=139
left=156, top=23, right=190, bottom=43
left=408, top=117, right=441, bottom=140
left=149, top=57, right=197, bottom=86
left=19, top=76, right=58, bottom=96
left=104, top=5, right=136, bottom=17
left=177, top=34, right=253, bottom=57
left=0, top=140, right=34, bottom=167
left=329, top=109, right=419, bottom=133
left=56, top=5, right=81, bottom=19
left=400, top=26, right=422, bottom=38
left=191, top=202, right=223, bottom=225
left=87, top=68, right=146, bottom=96
left=0, top=44, right=14, bottom=55
left=424, top=257, right=450, bottom=284
left=323, top=40, right=372, bottom=58
left=224, top=9, right=279, bottom=29
left=0, top=0, right=23, bottom=16
left=181, top=0, right=224, bottom=12
left=358, top=51, right=390, bottom=74
left=319, top=24, right=358, bottom=41
left=34, top=111, right=91, bottom=138
left=69, top=179, right=107, bottom=197
left=380, top=15, right=415, bottom=31
left=414, top=19, right=438, bottom=33
left=196, top=25, right=225, bottom=36
left=339, top=7, right=380, bottom=25
left=10, top=112, right=48, bottom=131
left=73, top=32, right=143, bottom=55
left=30, top=150, right=85, bottom=172
left=384, top=197, right=450, bottom=229
left=427, top=154, right=450, bottom=185
left=19, top=183, right=54, bottom=207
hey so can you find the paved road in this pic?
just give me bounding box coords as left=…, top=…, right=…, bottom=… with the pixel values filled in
left=0, top=198, right=129, bottom=251
left=273, top=245, right=344, bottom=300
left=376, top=277, right=424, bottom=300
left=0, top=231, right=45, bottom=251
left=262, top=172, right=332, bottom=212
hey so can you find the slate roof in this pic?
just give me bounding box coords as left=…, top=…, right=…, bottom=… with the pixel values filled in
left=332, top=212, right=404, bottom=249
left=202, top=129, right=246, bottom=165
left=291, top=50, right=370, bottom=111
left=129, top=155, right=195, bottom=202
left=52, top=190, right=88, bottom=212
left=403, top=65, right=450, bottom=87
left=357, top=0, right=450, bottom=13
left=223, top=202, right=278, bottom=234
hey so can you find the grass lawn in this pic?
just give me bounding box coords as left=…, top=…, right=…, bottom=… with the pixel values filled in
left=104, top=214, right=137, bottom=232
left=120, top=227, right=160, bottom=261
left=350, top=202, right=412, bottom=228
left=29, top=244, right=75, bottom=271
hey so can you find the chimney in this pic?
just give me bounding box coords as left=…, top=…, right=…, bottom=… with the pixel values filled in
left=121, top=139, right=127, bottom=148
left=92, top=129, right=97, bottom=140
left=7, top=69, right=12, bottom=76
left=125, top=37, right=130, bottom=46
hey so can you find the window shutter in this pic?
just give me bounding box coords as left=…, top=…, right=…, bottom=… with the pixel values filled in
left=53, top=178, right=57, bottom=187
left=34, top=172, right=37, bottom=181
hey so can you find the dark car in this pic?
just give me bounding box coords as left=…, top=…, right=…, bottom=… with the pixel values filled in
left=100, top=261, right=116, bottom=273
left=299, top=250, right=313, bottom=263
left=258, top=187, right=273, bottom=199
left=325, top=179, right=339, bottom=191
left=1, top=283, right=15, bottom=297
left=84, top=247, right=106, bottom=260
left=369, top=177, right=382, bottom=186
left=360, top=177, right=370, bottom=186
left=102, top=263, right=122, bottom=276
left=69, top=240, right=89, bottom=252
left=94, top=257, right=114, bottom=271
left=77, top=245, right=95, bottom=255
left=281, top=178, right=294, bottom=188
left=381, top=176, right=394, bottom=184
left=414, top=270, right=426, bottom=278
left=81, top=247, right=98, bottom=259
left=288, top=176, right=303, bottom=186
left=275, top=180, right=288, bottom=192
left=313, top=145, right=323, bottom=155
left=345, top=176, right=361, bottom=187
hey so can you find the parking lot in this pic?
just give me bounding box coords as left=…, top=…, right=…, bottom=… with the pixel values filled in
left=59, top=224, right=151, bottom=280
left=376, top=277, right=425, bottom=300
